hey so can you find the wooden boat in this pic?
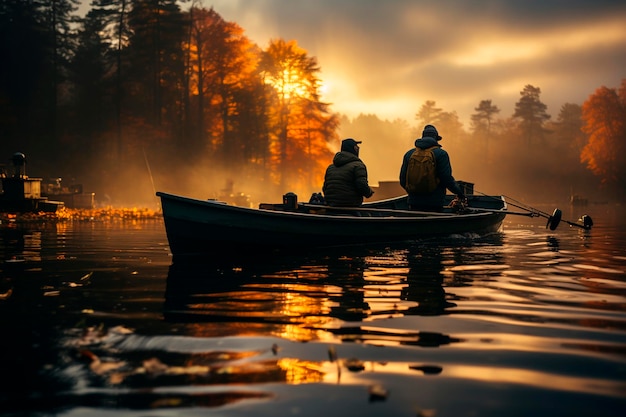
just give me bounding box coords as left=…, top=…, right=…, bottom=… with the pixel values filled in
left=156, top=191, right=508, bottom=257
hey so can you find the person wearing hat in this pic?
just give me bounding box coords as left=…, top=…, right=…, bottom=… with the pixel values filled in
left=323, top=138, right=375, bottom=207
left=399, top=124, right=465, bottom=212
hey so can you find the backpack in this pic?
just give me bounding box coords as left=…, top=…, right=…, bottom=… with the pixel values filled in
left=405, top=146, right=439, bottom=194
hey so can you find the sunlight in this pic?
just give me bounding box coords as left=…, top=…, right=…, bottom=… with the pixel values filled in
left=444, top=364, right=623, bottom=397
left=451, top=42, right=542, bottom=66
left=266, top=68, right=309, bottom=99
left=449, top=19, right=626, bottom=67
left=317, top=80, right=329, bottom=99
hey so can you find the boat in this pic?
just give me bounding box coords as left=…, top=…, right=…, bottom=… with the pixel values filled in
left=156, top=190, right=508, bottom=257
left=0, top=153, right=64, bottom=213
left=41, top=178, right=96, bottom=209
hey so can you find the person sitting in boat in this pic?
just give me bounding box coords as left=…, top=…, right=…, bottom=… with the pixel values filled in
left=399, top=124, right=465, bottom=212
left=323, top=138, right=374, bottom=207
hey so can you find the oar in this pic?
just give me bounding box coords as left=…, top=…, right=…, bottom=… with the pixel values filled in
left=472, top=192, right=593, bottom=231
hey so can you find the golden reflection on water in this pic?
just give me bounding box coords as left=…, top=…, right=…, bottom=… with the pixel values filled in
left=1, top=213, right=624, bottom=416
left=442, top=364, right=625, bottom=397
left=279, top=358, right=325, bottom=384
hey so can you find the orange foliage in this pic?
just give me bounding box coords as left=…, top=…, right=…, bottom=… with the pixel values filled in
left=261, top=39, right=338, bottom=193
left=580, top=80, right=626, bottom=186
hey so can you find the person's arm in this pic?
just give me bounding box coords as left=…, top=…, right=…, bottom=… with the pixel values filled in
left=399, top=150, right=410, bottom=190
left=354, top=162, right=374, bottom=198
left=436, top=151, right=465, bottom=198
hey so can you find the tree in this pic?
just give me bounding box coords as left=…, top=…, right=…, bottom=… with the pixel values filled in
left=0, top=0, right=81, bottom=165
left=435, top=111, right=464, bottom=141
left=40, top=0, right=80, bottom=149
left=580, top=80, right=626, bottom=190
left=513, top=84, right=550, bottom=146
left=0, top=0, right=46, bottom=155
left=84, top=0, right=130, bottom=158
left=260, top=38, right=337, bottom=192
left=71, top=4, right=114, bottom=157
left=470, top=99, right=500, bottom=136
left=552, top=103, right=584, bottom=153
left=186, top=7, right=260, bottom=163
left=415, top=100, right=442, bottom=127
left=126, top=0, right=185, bottom=131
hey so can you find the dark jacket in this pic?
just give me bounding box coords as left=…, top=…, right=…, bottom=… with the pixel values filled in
left=399, top=136, right=464, bottom=210
left=323, top=151, right=374, bottom=206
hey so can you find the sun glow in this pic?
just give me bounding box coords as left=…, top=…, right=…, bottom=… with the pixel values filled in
left=266, top=69, right=310, bottom=99
left=449, top=19, right=626, bottom=67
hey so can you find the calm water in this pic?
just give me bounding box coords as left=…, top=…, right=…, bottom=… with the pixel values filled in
left=1, top=202, right=625, bottom=417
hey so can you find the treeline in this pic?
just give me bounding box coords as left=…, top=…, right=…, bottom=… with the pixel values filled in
left=1, top=0, right=338, bottom=204
left=1, top=0, right=624, bottom=205
left=342, top=81, right=625, bottom=202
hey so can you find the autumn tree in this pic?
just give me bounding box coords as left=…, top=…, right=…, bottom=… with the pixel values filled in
left=260, top=39, right=337, bottom=192
left=580, top=80, right=626, bottom=190
left=513, top=84, right=550, bottom=146
left=186, top=6, right=262, bottom=166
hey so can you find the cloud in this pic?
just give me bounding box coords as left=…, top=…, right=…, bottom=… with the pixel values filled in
left=195, top=0, right=626, bottom=124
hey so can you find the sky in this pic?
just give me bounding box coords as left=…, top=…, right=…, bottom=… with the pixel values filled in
left=196, top=0, right=625, bottom=126
left=76, top=0, right=626, bottom=126
left=73, top=0, right=626, bottom=195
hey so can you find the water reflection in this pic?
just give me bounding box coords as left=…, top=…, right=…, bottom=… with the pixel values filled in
left=2, top=217, right=625, bottom=416
left=403, top=244, right=456, bottom=316
left=163, top=239, right=499, bottom=347
left=164, top=254, right=366, bottom=340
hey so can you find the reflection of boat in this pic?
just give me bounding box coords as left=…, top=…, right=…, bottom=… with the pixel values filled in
left=163, top=254, right=372, bottom=333
left=0, top=153, right=64, bottom=213
left=156, top=191, right=507, bottom=256
left=163, top=244, right=466, bottom=346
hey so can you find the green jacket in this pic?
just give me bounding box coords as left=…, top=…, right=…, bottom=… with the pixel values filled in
left=323, top=151, right=374, bottom=206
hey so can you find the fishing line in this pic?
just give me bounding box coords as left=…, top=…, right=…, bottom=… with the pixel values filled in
left=143, top=148, right=159, bottom=208
left=472, top=189, right=593, bottom=230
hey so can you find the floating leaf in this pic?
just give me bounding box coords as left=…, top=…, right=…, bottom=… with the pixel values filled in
left=344, top=358, right=365, bottom=372
left=368, top=384, right=388, bottom=401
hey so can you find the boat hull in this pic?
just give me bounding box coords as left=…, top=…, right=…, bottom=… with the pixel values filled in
left=156, top=192, right=507, bottom=257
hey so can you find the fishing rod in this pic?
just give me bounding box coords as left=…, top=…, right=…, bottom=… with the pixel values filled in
left=469, top=191, right=593, bottom=231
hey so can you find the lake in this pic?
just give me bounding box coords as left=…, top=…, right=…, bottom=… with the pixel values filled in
left=0, top=202, right=625, bottom=417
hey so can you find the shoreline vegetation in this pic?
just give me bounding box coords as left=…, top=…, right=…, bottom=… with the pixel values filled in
left=0, top=207, right=162, bottom=224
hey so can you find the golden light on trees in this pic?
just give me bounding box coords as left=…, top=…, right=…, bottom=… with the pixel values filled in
left=266, top=68, right=310, bottom=100
left=580, top=79, right=626, bottom=188
left=260, top=39, right=338, bottom=193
